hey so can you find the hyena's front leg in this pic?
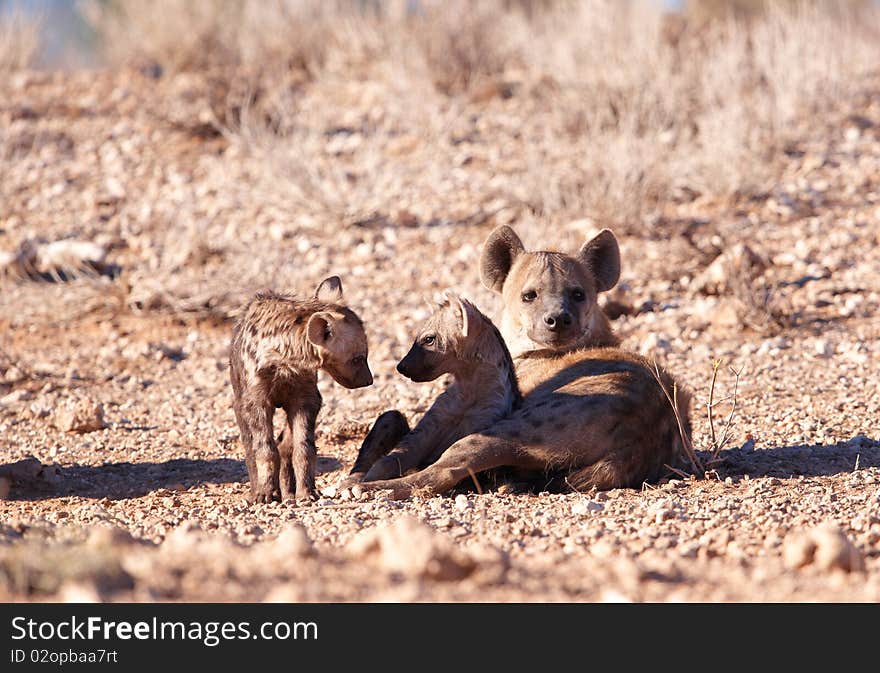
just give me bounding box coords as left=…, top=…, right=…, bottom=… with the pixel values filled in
left=276, top=424, right=295, bottom=502
left=362, top=404, right=453, bottom=481
left=363, top=428, right=437, bottom=481
left=233, top=401, right=258, bottom=491
left=244, top=400, right=280, bottom=503
left=338, top=410, right=410, bottom=490
left=355, top=424, right=546, bottom=499
left=288, top=398, right=322, bottom=503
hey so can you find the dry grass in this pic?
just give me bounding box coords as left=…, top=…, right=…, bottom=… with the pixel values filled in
left=0, top=11, right=40, bottom=72
left=654, top=356, right=744, bottom=481
left=82, top=0, right=359, bottom=76
left=652, top=361, right=702, bottom=476
left=84, top=0, right=879, bottom=233
left=706, top=360, right=742, bottom=463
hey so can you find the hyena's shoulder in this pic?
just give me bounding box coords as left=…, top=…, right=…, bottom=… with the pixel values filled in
left=238, top=291, right=329, bottom=335
left=233, top=291, right=323, bottom=370
left=518, top=346, right=685, bottom=401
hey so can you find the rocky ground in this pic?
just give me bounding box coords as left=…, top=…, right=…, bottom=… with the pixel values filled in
left=0, top=68, right=879, bottom=602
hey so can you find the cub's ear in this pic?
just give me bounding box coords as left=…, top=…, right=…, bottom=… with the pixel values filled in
left=578, top=229, right=620, bottom=293
left=306, top=311, right=343, bottom=347
left=443, top=291, right=475, bottom=338
left=315, top=276, right=343, bottom=303
left=480, top=226, right=525, bottom=293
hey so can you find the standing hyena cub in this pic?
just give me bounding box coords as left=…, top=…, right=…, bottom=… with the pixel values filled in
left=340, top=292, right=521, bottom=487
left=230, top=276, right=373, bottom=503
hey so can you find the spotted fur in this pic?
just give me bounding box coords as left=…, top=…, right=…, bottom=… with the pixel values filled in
left=230, top=277, right=372, bottom=503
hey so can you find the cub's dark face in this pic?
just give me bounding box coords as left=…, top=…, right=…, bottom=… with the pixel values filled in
left=396, top=299, right=467, bottom=382
left=397, top=336, right=448, bottom=382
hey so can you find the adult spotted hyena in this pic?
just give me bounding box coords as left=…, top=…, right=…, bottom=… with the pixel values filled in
left=230, top=276, right=373, bottom=503
left=340, top=292, right=521, bottom=488
left=352, top=227, right=691, bottom=498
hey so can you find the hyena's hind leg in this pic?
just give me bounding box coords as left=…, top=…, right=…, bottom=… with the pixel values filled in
left=233, top=401, right=257, bottom=489
left=284, top=398, right=322, bottom=503
left=276, top=422, right=296, bottom=502
left=353, top=421, right=550, bottom=499
left=338, top=410, right=410, bottom=489
left=563, top=436, right=676, bottom=492
left=239, top=399, right=280, bottom=503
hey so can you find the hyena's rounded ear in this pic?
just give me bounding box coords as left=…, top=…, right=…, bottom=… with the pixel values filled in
left=480, top=226, right=525, bottom=293
left=443, top=291, right=473, bottom=338
left=315, top=276, right=343, bottom=303
left=578, top=229, right=620, bottom=293
left=306, top=311, right=340, bottom=346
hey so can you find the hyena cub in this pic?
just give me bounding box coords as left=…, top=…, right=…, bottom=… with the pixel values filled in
left=341, top=292, right=521, bottom=487
left=230, top=276, right=373, bottom=503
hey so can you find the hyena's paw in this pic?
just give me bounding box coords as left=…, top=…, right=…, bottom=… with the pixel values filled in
left=249, top=481, right=280, bottom=504
left=363, top=456, right=404, bottom=482
left=335, top=472, right=366, bottom=494
left=295, top=487, right=319, bottom=505
left=350, top=480, right=413, bottom=501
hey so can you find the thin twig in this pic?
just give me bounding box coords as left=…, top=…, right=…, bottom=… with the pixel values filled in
left=652, top=360, right=702, bottom=475
left=706, top=361, right=742, bottom=462
left=713, top=365, right=742, bottom=459
left=467, top=467, right=483, bottom=495
left=663, top=463, right=691, bottom=479
left=707, top=394, right=736, bottom=407
left=707, top=359, right=721, bottom=454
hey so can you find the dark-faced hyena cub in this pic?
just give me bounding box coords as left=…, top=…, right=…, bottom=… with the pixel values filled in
left=230, top=276, right=373, bottom=503
left=340, top=292, right=521, bottom=489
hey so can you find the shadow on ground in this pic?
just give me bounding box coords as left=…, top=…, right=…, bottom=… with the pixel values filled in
left=710, top=435, right=879, bottom=479
left=5, top=455, right=343, bottom=501
left=5, top=437, right=875, bottom=501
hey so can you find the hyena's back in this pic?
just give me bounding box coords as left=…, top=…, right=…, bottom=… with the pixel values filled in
left=512, top=347, right=691, bottom=489
left=232, top=291, right=329, bottom=381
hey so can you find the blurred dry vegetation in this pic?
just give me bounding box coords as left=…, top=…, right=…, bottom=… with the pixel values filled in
left=66, top=0, right=879, bottom=230
left=1, top=0, right=878, bottom=322
left=0, top=9, right=39, bottom=73
left=1, top=0, right=877, bottom=329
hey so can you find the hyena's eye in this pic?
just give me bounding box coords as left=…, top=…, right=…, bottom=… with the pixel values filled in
left=571, top=288, right=586, bottom=302
left=521, top=290, right=537, bottom=303
left=351, top=355, right=366, bottom=366
left=421, top=334, right=436, bottom=346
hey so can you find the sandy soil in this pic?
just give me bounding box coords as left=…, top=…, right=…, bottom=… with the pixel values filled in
left=1, top=69, right=879, bottom=602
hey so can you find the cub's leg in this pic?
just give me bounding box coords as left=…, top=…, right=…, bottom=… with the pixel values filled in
left=287, top=396, right=322, bottom=503
left=276, top=421, right=296, bottom=502
left=363, top=428, right=435, bottom=481
left=338, top=410, right=410, bottom=489
left=233, top=400, right=257, bottom=493
left=242, top=398, right=280, bottom=503
left=363, top=406, right=457, bottom=481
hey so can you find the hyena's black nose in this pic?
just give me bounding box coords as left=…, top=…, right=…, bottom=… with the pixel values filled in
left=544, top=311, right=573, bottom=331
